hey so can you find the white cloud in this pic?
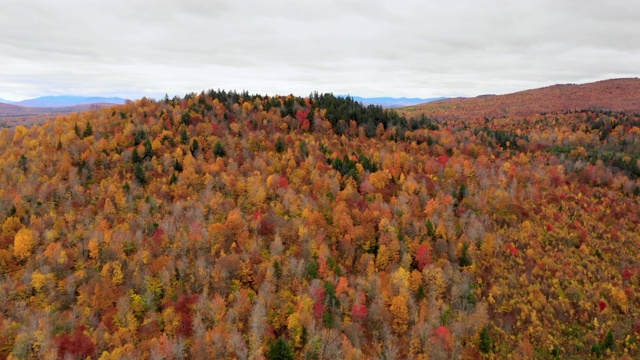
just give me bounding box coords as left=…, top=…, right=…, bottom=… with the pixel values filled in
left=1, top=0, right=638, bottom=101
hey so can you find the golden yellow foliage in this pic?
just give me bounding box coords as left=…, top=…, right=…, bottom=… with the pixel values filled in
left=424, top=266, right=446, bottom=299
left=13, top=228, right=35, bottom=260
left=390, top=295, right=409, bottom=334
left=391, top=267, right=410, bottom=290
left=287, top=312, right=304, bottom=347
left=369, top=170, right=391, bottom=190
left=31, top=271, right=52, bottom=292
left=612, top=287, right=629, bottom=313
left=2, top=216, right=21, bottom=237
left=88, top=239, right=100, bottom=259
left=101, top=261, right=124, bottom=285
left=409, top=270, right=423, bottom=293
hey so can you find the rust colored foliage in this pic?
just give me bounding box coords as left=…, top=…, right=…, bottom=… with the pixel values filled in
left=56, top=326, right=96, bottom=359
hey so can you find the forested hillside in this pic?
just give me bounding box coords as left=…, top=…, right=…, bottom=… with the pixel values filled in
left=402, top=78, right=640, bottom=120
left=0, top=103, right=117, bottom=128
left=0, top=90, right=639, bottom=359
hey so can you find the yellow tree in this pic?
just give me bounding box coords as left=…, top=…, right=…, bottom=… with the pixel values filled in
left=2, top=216, right=21, bottom=237
left=13, top=228, right=35, bottom=260
left=390, top=295, right=409, bottom=334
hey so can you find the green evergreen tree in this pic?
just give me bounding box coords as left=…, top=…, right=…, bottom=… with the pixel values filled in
left=132, top=148, right=142, bottom=164
left=134, top=130, right=147, bottom=146
left=181, top=111, right=191, bottom=125
left=273, top=260, right=282, bottom=280
left=18, top=155, right=28, bottom=174
left=416, top=284, right=426, bottom=301
left=299, top=140, right=309, bottom=158
left=266, top=338, right=294, bottom=360
left=306, top=257, right=319, bottom=280
left=457, top=182, right=468, bottom=202
left=143, top=138, right=153, bottom=159
left=426, top=220, right=436, bottom=239
left=180, top=128, right=189, bottom=145
left=458, top=242, right=472, bottom=267
left=275, top=136, right=286, bottom=153
left=173, top=159, right=183, bottom=173
left=190, top=139, right=199, bottom=156
left=214, top=141, right=226, bottom=158
left=603, top=330, right=614, bottom=351
left=479, top=327, right=492, bottom=353
left=322, top=310, right=334, bottom=328
left=134, top=163, right=146, bottom=186
left=82, top=122, right=93, bottom=138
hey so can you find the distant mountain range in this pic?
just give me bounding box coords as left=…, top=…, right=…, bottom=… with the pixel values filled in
left=0, top=95, right=127, bottom=107
left=340, top=96, right=446, bottom=108
left=2, top=95, right=441, bottom=109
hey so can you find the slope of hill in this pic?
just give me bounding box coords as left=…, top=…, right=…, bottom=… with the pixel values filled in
left=0, top=89, right=638, bottom=358
left=0, top=102, right=124, bottom=128
left=0, top=102, right=28, bottom=116
left=402, top=78, right=640, bottom=120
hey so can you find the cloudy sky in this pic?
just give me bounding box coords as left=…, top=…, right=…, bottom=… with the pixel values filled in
left=1, top=0, right=638, bottom=101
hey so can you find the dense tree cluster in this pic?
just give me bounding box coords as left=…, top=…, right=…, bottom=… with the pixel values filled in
left=0, top=90, right=638, bottom=359
left=310, top=93, right=437, bottom=139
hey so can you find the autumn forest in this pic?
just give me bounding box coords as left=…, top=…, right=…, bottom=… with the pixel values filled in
left=0, top=80, right=639, bottom=359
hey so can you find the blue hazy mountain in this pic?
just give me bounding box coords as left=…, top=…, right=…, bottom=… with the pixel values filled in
left=8, top=96, right=126, bottom=108
left=340, top=96, right=446, bottom=108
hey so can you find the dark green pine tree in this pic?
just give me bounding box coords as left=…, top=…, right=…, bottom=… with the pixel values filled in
left=213, top=141, right=226, bottom=158
left=82, top=122, right=93, bottom=138
left=18, top=155, right=28, bottom=174
left=180, top=128, right=189, bottom=145
left=133, top=163, right=147, bottom=186
left=479, top=327, right=492, bottom=353
left=602, top=330, right=615, bottom=351
left=132, top=148, right=142, bottom=164
left=181, top=111, right=191, bottom=125
left=143, top=138, right=153, bottom=159
left=275, top=136, right=286, bottom=153
left=458, top=242, right=472, bottom=267
left=190, top=138, right=199, bottom=156
left=173, top=159, right=183, bottom=173
left=266, top=338, right=294, bottom=360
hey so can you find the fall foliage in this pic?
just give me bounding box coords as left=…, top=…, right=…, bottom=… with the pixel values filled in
left=402, top=77, right=640, bottom=121
left=13, top=228, right=34, bottom=260
left=0, top=85, right=638, bottom=359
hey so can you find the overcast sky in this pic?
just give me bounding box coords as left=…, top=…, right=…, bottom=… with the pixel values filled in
left=1, top=0, right=638, bottom=101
